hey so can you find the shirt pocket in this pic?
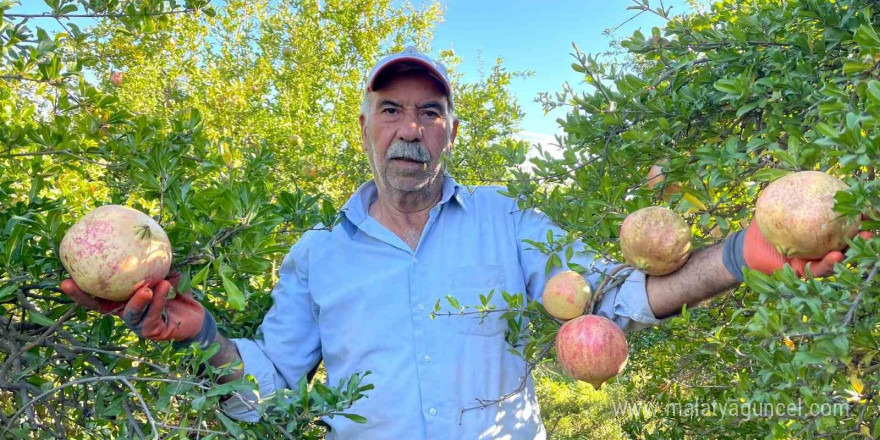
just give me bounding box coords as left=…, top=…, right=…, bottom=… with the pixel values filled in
left=445, top=264, right=507, bottom=336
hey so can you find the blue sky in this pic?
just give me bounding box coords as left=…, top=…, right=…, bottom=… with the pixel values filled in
left=432, top=0, right=694, bottom=143
left=11, top=0, right=694, bottom=143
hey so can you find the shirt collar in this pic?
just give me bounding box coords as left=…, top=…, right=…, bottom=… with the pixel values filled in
left=340, top=172, right=467, bottom=226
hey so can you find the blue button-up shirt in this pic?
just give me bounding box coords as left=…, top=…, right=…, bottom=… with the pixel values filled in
left=222, top=174, right=661, bottom=439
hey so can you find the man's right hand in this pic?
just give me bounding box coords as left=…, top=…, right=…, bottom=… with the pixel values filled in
left=60, top=274, right=217, bottom=349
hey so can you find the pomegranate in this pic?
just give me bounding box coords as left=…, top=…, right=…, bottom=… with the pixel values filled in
left=110, top=71, right=124, bottom=86
left=755, top=171, right=860, bottom=259
left=620, top=206, right=692, bottom=275
left=646, top=164, right=681, bottom=200
left=289, top=134, right=304, bottom=147
left=59, top=205, right=172, bottom=301
left=542, top=271, right=593, bottom=320
left=555, top=314, right=628, bottom=390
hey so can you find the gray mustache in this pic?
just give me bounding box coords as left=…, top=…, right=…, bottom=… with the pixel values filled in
left=386, top=141, right=431, bottom=163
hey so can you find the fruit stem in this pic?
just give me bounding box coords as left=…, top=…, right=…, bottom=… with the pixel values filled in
left=588, top=264, right=633, bottom=314
left=135, top=225, right=153, bottom=240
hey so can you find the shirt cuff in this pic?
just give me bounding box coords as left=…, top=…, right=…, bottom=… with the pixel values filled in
left=220, top=338, right=287, bottom=422
left=594, top=267, right=663, bottom=333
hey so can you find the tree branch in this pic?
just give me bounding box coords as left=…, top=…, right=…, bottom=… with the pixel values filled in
left=458, top=341, right=554, bottom=424
left=4, top=9, right=198, bottom=19
left=842, top=264, right=878, bottom=327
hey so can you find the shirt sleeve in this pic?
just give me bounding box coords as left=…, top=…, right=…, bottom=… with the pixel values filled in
left=221, top=241, right=322, bottom=422
left=514, top=205, right=663, bottom=333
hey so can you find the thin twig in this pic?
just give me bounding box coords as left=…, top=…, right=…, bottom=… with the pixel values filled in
left=49, top=343, right=169, bottom=374
left=119, top=377, right=160, bottom=440
left=610, top=9, right=647, bottom=33
left=589, top=264, right=633, bottom=313
left=0, top=305, right=78, bottom=373
left=842, top=265, right=878, bottom=327
left=0, top=75, right=66, bottom=86
left=4, top=9, right=198, bottom=19
left=458, top=341, right=554, bottom=424
left=652, top=58, right=710, bottom=88
left=0, top=375, right=210, bottom=437
left=121, top=400, right=146, bottom=440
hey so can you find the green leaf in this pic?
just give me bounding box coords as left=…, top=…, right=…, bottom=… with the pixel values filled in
left=340, top=413, right=367, bottom=423
left=0, top=283, right=18, bottom=301
left=736, top=102, right=758, bottom=118
left=793, top=351, right=826, bottom=365
left=217, top=411, right=244, bottom=438
left=864, top=80, right=880, bottom=106
left=218, top=265, right=245, bottom=311
left=28, top=310, right=56, bottom=327
left=854, top=24, right=880, bottom=52
left=445, top=295, right=461, bottom=310
left=714, top=79, right=740, bottom=95
left=175, top=267, right=191, bottom=298
left=205, top=382, right=241, bottom=398
left=191, top=396, right=206, bottom=411
left=191, top=264, right=211, bottom=287
left=843, top=61, right=871, bottom=75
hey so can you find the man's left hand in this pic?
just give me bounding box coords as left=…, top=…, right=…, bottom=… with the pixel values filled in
left=723, top=217, right=874, bottom=281
left=742, top=221, right=874, bottom=277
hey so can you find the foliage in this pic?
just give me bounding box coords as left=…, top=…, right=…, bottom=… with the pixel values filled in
left=491, top=0, right=880, bottom=438
left=0, top=0, right=526, bottom=438
left=534, top=369, right=626, bottom=440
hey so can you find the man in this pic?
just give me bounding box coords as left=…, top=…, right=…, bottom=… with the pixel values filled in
left=60, top=47, right=873, bottom=439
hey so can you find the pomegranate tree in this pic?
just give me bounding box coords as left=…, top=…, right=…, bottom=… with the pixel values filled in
left=59, top=205, right=172, bottom=301
left=755, top=171, right=860, bottom=259
left=555, top=314, right=629, bottom=390
left=620, top=206, right=692, bottom=275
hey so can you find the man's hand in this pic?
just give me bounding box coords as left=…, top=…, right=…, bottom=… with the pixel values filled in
left=723, top=219, right=874, bottom=281
left=60, top=273, right=217, bottom=348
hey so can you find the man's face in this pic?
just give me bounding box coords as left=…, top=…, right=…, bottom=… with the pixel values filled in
left=360, top=71, right=458, bottom=194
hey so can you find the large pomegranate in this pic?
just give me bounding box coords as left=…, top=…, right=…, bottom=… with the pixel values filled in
left=542, top=271, right=593, bottom=320
left=620, top=206, right=692, bottom=275
left=756, top=171, right=860, bottom=259
left=59, top=205, right=172, bottom=301
left=555, top=314, right=628, bottom=390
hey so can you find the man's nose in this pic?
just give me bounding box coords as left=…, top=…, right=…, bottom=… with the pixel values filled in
left=398, top=109, right=422, bottom=141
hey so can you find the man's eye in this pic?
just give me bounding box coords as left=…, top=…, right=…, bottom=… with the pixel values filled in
left=423, top=110, right=439, bottom=118
left=381, top=108, right=398, bottom=115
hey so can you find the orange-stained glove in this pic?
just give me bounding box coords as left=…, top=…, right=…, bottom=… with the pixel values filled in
left=60, top=273, right=217, bottom=349
left=723, top=220, right=875, bottom=281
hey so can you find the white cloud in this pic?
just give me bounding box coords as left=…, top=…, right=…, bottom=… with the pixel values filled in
left=514, top=130, right=558, bottom=147
left=514, top=130, right=565, bottom=160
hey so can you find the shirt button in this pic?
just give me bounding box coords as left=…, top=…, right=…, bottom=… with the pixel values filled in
left=423, top=355, right=431, bottom=363
left=418, top=304, right=425, bottom=311
left=428, top=408, right=437, bottom=416
left=413, top=257, right=418, bottom=264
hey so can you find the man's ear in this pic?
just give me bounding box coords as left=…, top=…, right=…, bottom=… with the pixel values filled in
left=449, top=118, right=459, bottom=149
left=359, top=114, right=368, bottom=151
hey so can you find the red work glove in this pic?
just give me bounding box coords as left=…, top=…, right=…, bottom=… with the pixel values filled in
left=723, top=219, right=875, bottom=280
left=60, top=273, right=217, bottom=348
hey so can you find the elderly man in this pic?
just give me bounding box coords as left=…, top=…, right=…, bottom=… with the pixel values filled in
left=61, top=47, right=865, bottom=439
